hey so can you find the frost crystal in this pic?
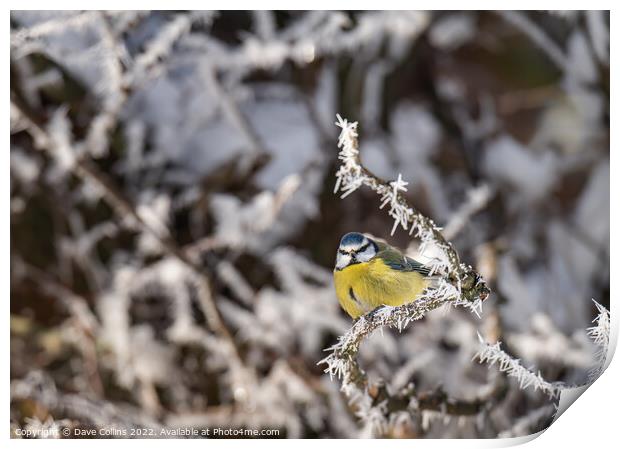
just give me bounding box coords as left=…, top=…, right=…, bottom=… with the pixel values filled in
left=474, top=333, right=563, bottom=399
left=587, top=300, right=610, bottom=382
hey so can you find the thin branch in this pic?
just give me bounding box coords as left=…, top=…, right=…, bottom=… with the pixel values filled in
left=201, top=61, right=270, bottom=163
left=442, top=184, right=494, bottom=241
left=321, top=294, right=454, bottom=388
left=497, top=11, right=568, bottom=72
left=474, top=334, right=565, bottom=399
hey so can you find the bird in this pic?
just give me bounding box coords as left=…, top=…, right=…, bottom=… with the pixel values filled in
left=333, top=232, right=432, bottom=319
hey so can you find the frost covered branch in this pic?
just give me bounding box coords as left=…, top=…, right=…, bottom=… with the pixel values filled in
left=474, top=334, right=564, bottom=399
left=321, top=115, right=492, bottom=433
left=320, top=294, right=507, bottom=433
left=476, top=301, right=610, bottom=399
left=497, top=11, right=568, bottom=72
left=322, top=293, right=453, bottom=388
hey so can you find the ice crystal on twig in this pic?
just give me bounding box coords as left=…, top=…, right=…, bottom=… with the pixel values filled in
left=474, top=333, right=564, bottom=399
left=587, top=300, right=610, bottom=382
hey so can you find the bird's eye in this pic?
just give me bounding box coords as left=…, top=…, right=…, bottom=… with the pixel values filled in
left=358, top=243, right=369, bottom=252
left=338, top=249, right=346, bottom=255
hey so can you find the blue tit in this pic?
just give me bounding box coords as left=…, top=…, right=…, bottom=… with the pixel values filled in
left=333, top=232, right=431, bottom=319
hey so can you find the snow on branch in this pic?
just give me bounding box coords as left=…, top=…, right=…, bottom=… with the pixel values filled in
left=587, top=300, right=610, bottom=382
left=320, top=291, right=507, bottom=435
left=321, top=291, right=455, bottom=386
left=475, top=301, right=610, bottom=401
left=321, top=115, right=492, bottom=434
left=497, top=11, right=568, bottom=72
left=474, top=333, right=564, bottom=399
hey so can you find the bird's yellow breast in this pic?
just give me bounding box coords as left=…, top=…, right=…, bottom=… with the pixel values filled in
left=333, top=258, right=429, bottom=319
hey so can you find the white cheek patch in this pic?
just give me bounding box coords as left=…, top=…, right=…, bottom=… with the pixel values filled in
left=356, top=245, right=376, bottom=262
left=336, top=252, right=351, bottom=270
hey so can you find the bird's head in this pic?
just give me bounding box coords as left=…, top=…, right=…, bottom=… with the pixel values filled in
left=335, top=232, right=379, bottom=270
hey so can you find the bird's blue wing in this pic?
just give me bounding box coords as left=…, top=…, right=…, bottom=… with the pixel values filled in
left=377, top=247, right=432, bottom=276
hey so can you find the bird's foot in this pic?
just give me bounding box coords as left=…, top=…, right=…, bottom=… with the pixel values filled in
left=366, top=305, right=385, bottom=321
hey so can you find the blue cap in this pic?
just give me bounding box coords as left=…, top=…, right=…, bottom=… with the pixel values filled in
left=340, top=232, right=366, bottom=247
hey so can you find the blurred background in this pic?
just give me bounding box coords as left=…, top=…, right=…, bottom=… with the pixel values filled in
left=10, top=10, right=609, bottom=438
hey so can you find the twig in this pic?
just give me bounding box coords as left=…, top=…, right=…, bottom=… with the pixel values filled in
left=442, top=184, right=494, bottom=241
left=474, top=334, right=564, bottom=399
left=497, top=11, right=568, bottom=72
left=321, top=295, right=453, bottom=388
left=201, top=61, right=270, bottom=166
